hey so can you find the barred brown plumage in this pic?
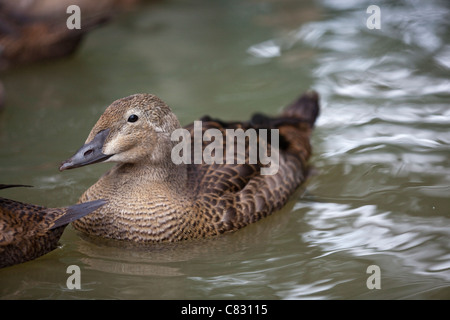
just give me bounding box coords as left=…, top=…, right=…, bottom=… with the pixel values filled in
left=0, top=185, right=106, bottom=268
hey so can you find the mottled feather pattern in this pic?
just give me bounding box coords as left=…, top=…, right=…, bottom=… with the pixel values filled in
left=0, top=185, right=106, bottom=268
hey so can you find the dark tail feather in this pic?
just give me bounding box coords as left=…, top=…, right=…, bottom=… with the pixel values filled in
left=51, top=199, right=107, bottom=229
left=0, top=184, right=33, bottom=190
left=282, top=90, right=320, bottom=127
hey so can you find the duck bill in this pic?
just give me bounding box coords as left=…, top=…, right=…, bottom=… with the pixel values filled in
left=59, top=129, right=112, bottom=171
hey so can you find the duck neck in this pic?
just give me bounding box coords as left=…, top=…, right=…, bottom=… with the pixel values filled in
left=114, top=160, right=188, bottom=191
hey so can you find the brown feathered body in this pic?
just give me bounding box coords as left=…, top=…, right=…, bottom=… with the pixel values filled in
left=0, top=185, right=106, bottom=268
left=62, top=92, right=319, bottom=243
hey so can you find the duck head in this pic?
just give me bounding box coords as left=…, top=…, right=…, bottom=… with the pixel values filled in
left=60, top=94, right=181, bottom=171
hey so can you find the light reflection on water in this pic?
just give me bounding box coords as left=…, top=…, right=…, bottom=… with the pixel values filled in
left=300, top=202, right=450, bottom=278
left=0, top=0, right=449, bottom=299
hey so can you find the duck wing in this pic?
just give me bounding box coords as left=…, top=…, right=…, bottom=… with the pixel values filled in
left=184, top=91, right=319, bottom=233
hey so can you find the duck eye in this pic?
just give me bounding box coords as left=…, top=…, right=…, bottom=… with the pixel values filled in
left=127, top=114, right=139, bottom=123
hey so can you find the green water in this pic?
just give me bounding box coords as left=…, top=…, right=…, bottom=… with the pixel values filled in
left=1, top=0, right=449, bottom=299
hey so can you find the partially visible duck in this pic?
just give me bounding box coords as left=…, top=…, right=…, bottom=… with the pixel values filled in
left=0, top=0, right=141, bottom=108
left=60, top=91, right=319, bottom=243
left=0, top=184, right=106, bottom=268
left=0, top=0, right=140, bottom=70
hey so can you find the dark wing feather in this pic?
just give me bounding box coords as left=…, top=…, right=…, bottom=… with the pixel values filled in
left=183, top=91, right=319, bottom=233
left=51, top=199, right=107, bottom=229
left=0, top=184, right=33, bottom=190
left=184, top=120, right=260, bottom=197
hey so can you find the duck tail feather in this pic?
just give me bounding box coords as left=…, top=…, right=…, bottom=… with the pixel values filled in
left=51, top=199, right=107, bottom=229
left=0, top=184, right=33, bottom=190
left=282, top=90, right=320, bottom=127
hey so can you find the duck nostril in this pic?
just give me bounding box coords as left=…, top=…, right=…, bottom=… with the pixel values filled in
left=84, top=149, right=93, bottom=157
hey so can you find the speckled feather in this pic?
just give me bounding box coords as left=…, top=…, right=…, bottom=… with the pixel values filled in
left=70, top=91, right=319, bottom=243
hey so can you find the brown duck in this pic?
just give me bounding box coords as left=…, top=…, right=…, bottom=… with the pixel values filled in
left=0, top=0, right=140, bottom=70
left=0, top=184, right=106, bottom=268
left=59, top=91, right=319, bottom=243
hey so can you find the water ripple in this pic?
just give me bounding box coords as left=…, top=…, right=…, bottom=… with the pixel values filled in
left=298, top=202, right=450, bottom=281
